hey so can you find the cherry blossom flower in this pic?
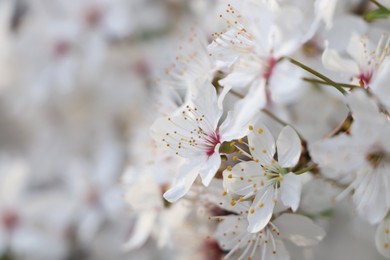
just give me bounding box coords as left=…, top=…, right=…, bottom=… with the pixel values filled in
left=151, top=81, right=265, bottom=202
left=215, top=212, right=325, bottom=260
left=208, top=1, right=322, bottom=106
left=322, top=33, right=390, bottom=88
left=310, top=90, right=390, bottom=224
left=223, top=122, right=303, bottom=232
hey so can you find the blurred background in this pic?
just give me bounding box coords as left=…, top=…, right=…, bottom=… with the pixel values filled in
left=0, top=0, right=386, bottom=259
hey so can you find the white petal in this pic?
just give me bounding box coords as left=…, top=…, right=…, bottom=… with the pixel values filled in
left=347, top=89, right=388, bottom=140
left=315, top=0, right=338, bottom=29
left=215, top=215, right=249, bottom=251
left=264, top=239, right=290, bottom=260
left=371, top=59, right=390, bottom=109
left=223, top=161, right=264, bottom=196
left=163, top=157, right=204, bottom=202
left=279, top=172, right=302, bottom=211
left=276, top=126, right=301, bottom=168
left=217, top=84, right=232, bottom=109
left=122, top=211, right=157, bottom=251
left=247, top=186, right=275, bottom=233
left=375, top=218, right=390, bottom=258
left=192, top=81, right=222, bottom=130
left=248, top=121, right=276, bottom=165
left=353, top=168, right=387, bottom=224
left=309, top=134, right=365, bottom=174
left=322, top=45, right=359, bottom=75
left=268, top=60, right=304, bottom=104
left=346, top=33, right=367, bottom=67
left=220, top=79, right=267, bottom=142
left=199, top=144, right=221, bottom=186
left=219, top=67, right=258, bottom=90
left=273, top=213, right=326, bottom=246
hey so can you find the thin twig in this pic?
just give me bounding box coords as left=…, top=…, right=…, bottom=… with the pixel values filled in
left=261, top=108, right=288, bottom=126
left=289, top=58, right=347, bottom=95
left=303, top=78, right=359, bottom=90
left=370, top=0, right=386, bottom=9
left=295, top=163, right=318, bottom=175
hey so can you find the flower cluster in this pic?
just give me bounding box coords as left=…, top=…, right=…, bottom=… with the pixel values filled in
left=137, top=0, right=390, bottom=259
left=0, top=0, right=389, bottom=259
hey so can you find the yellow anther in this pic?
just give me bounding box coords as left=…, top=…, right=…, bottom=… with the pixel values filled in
left=257, top=128, right=263, bottom=134
left=227, top=166, right=232, bottom=171
left=250, top=208, right=255, bottom=214
left=248, top=125, right=254, bottom=130
left=230, top=199, right=236, bottom=206
left=277, top=176, right=284, bottom=182
left=238, top=138, right=244, bottom=144
left=258, top=202, right=264, bottom=208
left=228, top=173, right=233, bottom=178
left=233, top=156, right=238, bottom=161
left=262, top=149, right=267, bottom=154
left=260, top=179, right=264, bottom=186
left=230, top=141, right=236, bottom=147
left=222, top=191, right=227, bottom=196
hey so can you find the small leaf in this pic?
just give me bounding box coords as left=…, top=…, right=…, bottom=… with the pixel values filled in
left=365, top=8, right=390, bottom=22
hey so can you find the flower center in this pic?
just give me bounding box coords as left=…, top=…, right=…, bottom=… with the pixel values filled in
left=262, top=162, right=286, bottom=187
left=263, top=57, right=277, bottom=81
left=358, top=72, right=373, bottom=88
left=366, top=149, right=390, bottom=168
left=162, top=105, right=220, bottom=158
left=2, top=210, right=19, bottom=232
left=205, top=131, right=221, bottom=156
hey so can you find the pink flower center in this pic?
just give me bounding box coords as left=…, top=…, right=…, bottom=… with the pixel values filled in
left=358, top=71, right=373, bottom=88
left=205, top=131, right=221, bottom=157
left=2, top=210, right=19, bottom=232
left=263, top=57, right=277, bottom=81
left=53, top=41, right=70, bottom=58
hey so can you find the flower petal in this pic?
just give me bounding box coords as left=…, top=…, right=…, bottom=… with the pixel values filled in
left=223, top=161, right=264, bottom=197
left=163, top=157, right=204, bottom=202
left=247, top=186, right=275, bottom=233
left=322, top=45, right=359, bottom=75
left=309, top=134, right=365, bottom=174
left=263, top=239, right=290, bottom=260
left=371, top=59, right=390, bottom=109
left=273, top=213, right=326, bottom=246
left=279, top=172, right=302, bottom=211
left=248, top=122, right=276, bottom=165
left=375, top=217, right=390, bottom=258
left=192, top=81, right=223, bottom=131
left=276, top=126, right=301, bottom=168
left=220, top=79, right=267, bottom=142
left=199, top=144, right=221, bottom=186
left=122, top=211, right=157, bottom=251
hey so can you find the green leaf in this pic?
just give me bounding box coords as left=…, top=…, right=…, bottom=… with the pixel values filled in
left=365, top=8, right=390, bottom=22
